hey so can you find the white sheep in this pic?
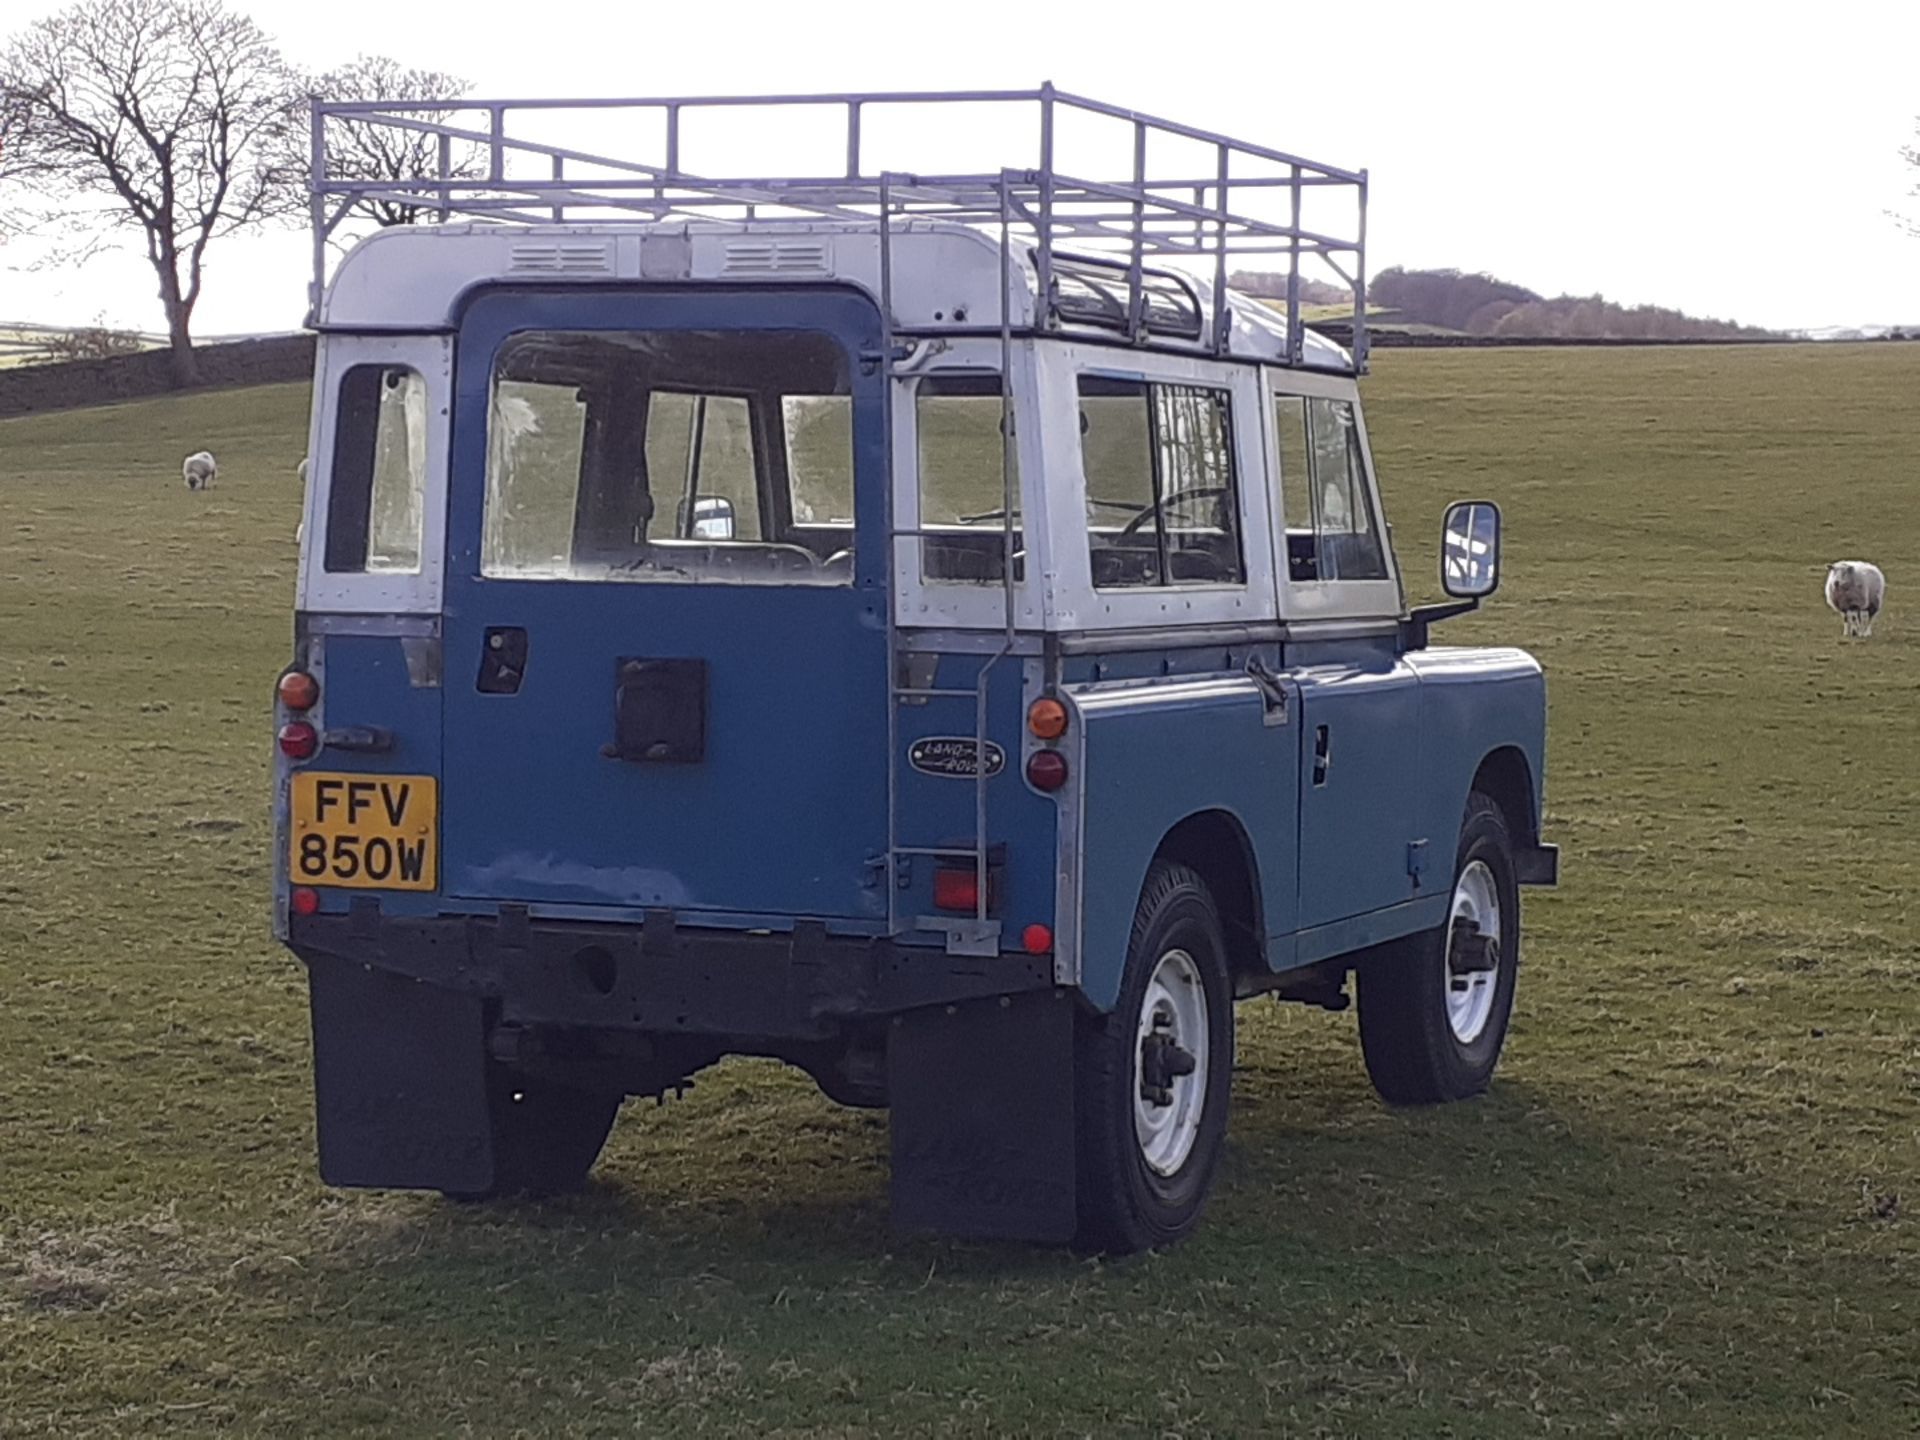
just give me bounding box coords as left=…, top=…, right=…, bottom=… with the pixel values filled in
left=1825, top=560, right=1886, bottom=638
left=182, top=451, right=218, bottom=491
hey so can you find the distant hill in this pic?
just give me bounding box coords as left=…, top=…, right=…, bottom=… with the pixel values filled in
left=1230, top=267, right=1777, bottom=340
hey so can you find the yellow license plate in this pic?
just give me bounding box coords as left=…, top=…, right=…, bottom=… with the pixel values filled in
left=290, top=772, right=437, bottom=890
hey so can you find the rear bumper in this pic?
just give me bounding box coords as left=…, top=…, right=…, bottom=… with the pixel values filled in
left=286, top=904, right=1056, bottom=1043
left=1516, top=842, right=1560, bottom=887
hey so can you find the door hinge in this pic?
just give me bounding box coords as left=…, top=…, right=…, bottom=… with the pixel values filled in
left=1407, top=838, right=1429, bottom=882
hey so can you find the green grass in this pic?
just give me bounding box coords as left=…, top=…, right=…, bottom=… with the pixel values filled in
left=2, top=345, right=1917, bottom=1436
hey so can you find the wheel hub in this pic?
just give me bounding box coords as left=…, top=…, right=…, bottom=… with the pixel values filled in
left=1139, top=1026, right=1197, bottom=1107
left=1132, top=947, right=1210, bottom=1177
left=1444, top=859, right=1503, bottom=1044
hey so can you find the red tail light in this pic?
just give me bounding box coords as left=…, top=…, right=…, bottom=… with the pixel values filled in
left=933, top=867, right=980, bottom=913
left=290, top=886, right=320, bottom=916
left=277, top=670, right=319, bottom=712
left=1023, top=923, right=1054, bottom=955
left=277, top=721, right=319, bottom=760
left=1025, top=749, right=1069, bottom=792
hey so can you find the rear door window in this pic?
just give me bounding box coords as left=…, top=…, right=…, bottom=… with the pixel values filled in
left=480, top=329, right=855, bottom=585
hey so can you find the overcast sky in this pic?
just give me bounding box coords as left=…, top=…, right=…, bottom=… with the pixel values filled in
left=3, top=0, right=1917, bottom=335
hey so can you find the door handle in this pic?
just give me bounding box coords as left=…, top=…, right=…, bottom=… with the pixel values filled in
left=1313, top=725, right=1331, bottom=786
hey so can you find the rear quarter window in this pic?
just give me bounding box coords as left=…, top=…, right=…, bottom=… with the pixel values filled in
left=325, top=365, right=427, bottom=574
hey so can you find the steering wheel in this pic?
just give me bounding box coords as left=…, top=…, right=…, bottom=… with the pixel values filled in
left=1118, top=485, right=1232, bottom=539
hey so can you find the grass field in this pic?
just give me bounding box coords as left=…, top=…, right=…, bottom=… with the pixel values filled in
left=2, top=344, right=1916, bottom=1436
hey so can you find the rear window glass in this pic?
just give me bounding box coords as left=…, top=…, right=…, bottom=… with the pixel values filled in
left=325, top=365, right=426, bottom=574
left=916, top=374, right=1020, bottom=584
left=480, top=330, right=856, bottom=586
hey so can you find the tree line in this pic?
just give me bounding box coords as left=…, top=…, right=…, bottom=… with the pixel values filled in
left=0, top=0, right=475, bottom=386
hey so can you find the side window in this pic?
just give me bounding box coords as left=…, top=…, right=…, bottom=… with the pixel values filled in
left=325, top=365, right=426, bottom=574
left=917, top=375, right=1020, bottom=583
left=645, top=393, right=763, bottom=541
left=1080, top=376, right=1243, bottom=589
left=1275, top=393, right=1389, bottom=583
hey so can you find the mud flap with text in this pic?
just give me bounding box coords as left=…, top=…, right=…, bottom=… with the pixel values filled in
left=308, top=956, right=495, bottom=1193
left=887, top=988, right=1077, bottom=1243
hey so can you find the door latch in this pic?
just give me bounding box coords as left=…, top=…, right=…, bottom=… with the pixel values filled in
left=1244, top=654, right=1289, bottom=725
left=1313, top=725, right=1332, bottom=786
left=476, top=627, right=528, bottom=694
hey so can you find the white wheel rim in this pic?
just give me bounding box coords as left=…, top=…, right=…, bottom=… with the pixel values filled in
left=1133, top=947, right=1210, bottom=1177
left=1446, top=859, right=1502, bottom=1044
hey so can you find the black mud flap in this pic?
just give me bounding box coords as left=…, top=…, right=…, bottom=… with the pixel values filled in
left=308, top=955, right=494, bottom=1192
left=887, top=988, right=1077, bottom=1243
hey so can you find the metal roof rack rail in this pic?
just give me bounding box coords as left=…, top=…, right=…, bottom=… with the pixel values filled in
left=308, top=84, right=1370, bottom=369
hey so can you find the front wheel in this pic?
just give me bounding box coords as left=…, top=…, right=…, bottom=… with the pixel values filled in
left=1075, top=861, right=1233, bottom=1253
left=1358, top=791, right=1521, bottom=1104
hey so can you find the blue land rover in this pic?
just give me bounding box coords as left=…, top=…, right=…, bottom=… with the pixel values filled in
left=276, top=88, right=1557, bottom=1251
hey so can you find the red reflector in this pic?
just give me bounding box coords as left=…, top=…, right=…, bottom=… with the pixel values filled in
left=1025, top=749, right=1069, bottom=792
left=1023, top=923, right=1053, bottom=955
left=277, top=670, right=319, bottom=712
left=277, top=721, right=318, bottom=760
left=290, top=886, right=320, bottom=916
left=932, top=867, right=980, bottom=912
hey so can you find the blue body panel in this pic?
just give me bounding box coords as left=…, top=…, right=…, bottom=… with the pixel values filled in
left=297, top=631, right=445, bottom=919
left=1069, top=670, right=1300, bottom=1012
left=1293, top=642, right=1423, bottom=928
left=438, top=287, right=893, bottom=923
left=1402, top=644, right=1550, bottom=853
left=890, top=649, right=1057, bottom=946
left=1062, top=635, right=1548, bottom=1014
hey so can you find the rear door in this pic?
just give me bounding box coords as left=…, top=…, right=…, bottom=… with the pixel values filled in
left=439, top=287, right=892, bottom=924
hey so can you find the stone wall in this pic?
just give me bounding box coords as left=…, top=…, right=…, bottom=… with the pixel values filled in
left=0, top=334, right=316, bottom=420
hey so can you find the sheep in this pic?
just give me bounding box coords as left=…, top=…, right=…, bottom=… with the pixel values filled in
left=1825, top=560, right=1886, bottom=638
left=182, top=451, right=217, bottom=491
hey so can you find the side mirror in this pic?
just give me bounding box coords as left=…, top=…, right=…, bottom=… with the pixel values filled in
left=682, top=495, right=736, bottom=541
left=1441, top=500, right=1501, bottom=599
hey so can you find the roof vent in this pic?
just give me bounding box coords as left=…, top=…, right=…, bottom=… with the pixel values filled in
left=721, top=240, right=831, bottom=276
left=509, top=241, right=612, bottom=275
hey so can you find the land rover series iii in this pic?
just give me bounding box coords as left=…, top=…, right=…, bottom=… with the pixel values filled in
left=277, top=87, right=1556, bottom=1251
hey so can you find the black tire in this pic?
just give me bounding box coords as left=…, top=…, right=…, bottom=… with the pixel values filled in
left=443, top=1069, right=621, bottom=1201
left=1358, top=790, right=1520, bottom=1105
left=1075, top=860, right=1233, bottom=1254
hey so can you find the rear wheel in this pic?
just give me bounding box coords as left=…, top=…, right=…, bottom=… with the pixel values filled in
left=1075, top=861, right=1232, bottom=1253
left=1358, top=791, right=1520, bottom=1104
left=443, top=1069, right=621, bottom=1201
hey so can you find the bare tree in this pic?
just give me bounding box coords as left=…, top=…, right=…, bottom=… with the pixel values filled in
left=304, top=55, right=481, bottom=229
left=0, top=0, right=302, bottom=386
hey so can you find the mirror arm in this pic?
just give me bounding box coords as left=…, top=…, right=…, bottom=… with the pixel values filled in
left=1399, top=597, right=1480, bottom=651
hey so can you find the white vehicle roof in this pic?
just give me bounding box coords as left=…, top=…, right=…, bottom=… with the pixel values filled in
left=319, top=220, right=1356, bottom=372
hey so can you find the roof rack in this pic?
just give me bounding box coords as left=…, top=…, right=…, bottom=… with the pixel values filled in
left=307, top=84, right=1369, bottom=369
